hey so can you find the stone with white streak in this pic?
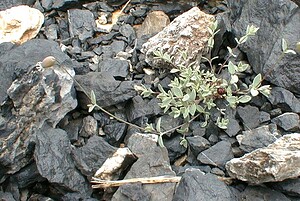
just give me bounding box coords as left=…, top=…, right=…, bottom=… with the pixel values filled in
left=142, top=7, right=215, bottom=69
left=226, top=133, right=300, bottom=184
left=0, top=5, right=44, bottom=44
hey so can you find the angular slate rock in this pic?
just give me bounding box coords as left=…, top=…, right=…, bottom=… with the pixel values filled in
left=267, top=87, right=300, bottom=113
left=186, top=136, right=210, bottom=156
left=118, top=183, right=151, bottom=201
left=71, top=135, right=116, bottom=178
left=75, top=72, right=137, bottom=108
left=269, top=178, right=300, bottom=197
left=226, top=0, right=300, bottom=94
left=0, top=51, right=77, bottom=175
left=0, top=191, right=16, bottom=201
left=272, top=112, right=300, bottom=131
left=119, top=24, right=136, bottom=44
left=237, top=105, right=260, bottom=129
left=226, top=133, right=300, bottom=184
left=225, top=118, right=241, bottom=137
left=0, top=0, right=34, bottom=10
left=34, top=124, right=91, bottom=196
left=164, top=134, right=187, bottom=162
left=240, top=186, right=290, bottom=201
left=112, top=133, right=176, bottom=201
left=79, top=115, right=98, bottom=138
left=197, top=141, right=234, bottom=169
left=236, top=125, right=279, bottom=153
left=103, top=122, right=127, bottom=145
left=99, top=58, right=129, bottom=78
left=173, top=169, right=237, bottom=201
left=68, top=9, right=96, bottom=41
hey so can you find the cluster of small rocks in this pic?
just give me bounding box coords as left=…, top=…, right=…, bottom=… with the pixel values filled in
left=0, top=0, right=300, bottom=200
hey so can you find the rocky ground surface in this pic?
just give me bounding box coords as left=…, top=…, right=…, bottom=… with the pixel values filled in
left=0, top=0, right=300, bottom=200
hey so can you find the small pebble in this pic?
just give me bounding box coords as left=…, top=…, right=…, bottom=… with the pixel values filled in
left=41, top=56, right=56, bottom=68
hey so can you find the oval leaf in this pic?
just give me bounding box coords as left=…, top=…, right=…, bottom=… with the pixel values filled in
left=252, top=74, right=262, bottom=89
left=239, top=95, right=252, bottom=103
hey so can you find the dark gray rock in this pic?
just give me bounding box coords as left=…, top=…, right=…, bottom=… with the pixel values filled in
left=0, top=44, right=77, bottom=175
left=237, top=105, right=260, bottom=129
left=112, top=133, right=176, bottom=201
left=119, top=24, right=136, bottom=44
left=12, top=162, right=45, bottom=189
left=101, top=40, right=126, bottom=59
left=268, top=87, right=300, bottom=113
left=158, top=115, right=183, bottom=136
left=272, top=112, right=300, bottom=131
left=79, top=116, right=98, bottom=138
left=0, top=191, right=16, bottom=201
left=237, top=125, right=279, bottom=153
left=270, top=178, right=300, bottom=197
left=75, top=72, right=137, bottom=108
left=99, top=58, right=129, bottom=78
left=68, top=9, right=96, bottom=41
left=164, top=134, right=187, bottom=162
left=34, top=124, right=91, bottom=196
left=71, top=135, right=116, bottom=178
left=173, top=169, right=237, bottom=201
left=63, top=118, right=82, bottom=142
left=0, top=0, right=34, bottom=10
left=226, top=0, right=300, bottom=94
left=189, top=121, right=206, bottom=137
left=126, top=96, right=161, bottom=122
left=197, top=141, right=234, bottom=169
left=225, top=118, right=241, bottom=137
left=186, top=136, right=210, bottom=156
left=88, top=32, right=119, bottom=45
left=103, top=122, right=127, bottom=145
left=240, top=186, right=290, bottom=201
left=0, top=39, right=74, bottom=104
left=44, top=24, right=58, bottom=41
left=118, top=183, right=151, bottom=201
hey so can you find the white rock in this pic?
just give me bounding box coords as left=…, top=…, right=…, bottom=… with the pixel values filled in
left=142, top=7, right=215, bottom=68
left=226, top=133, right=300, bottom=184
left=0, top=5, right=44, bottom=44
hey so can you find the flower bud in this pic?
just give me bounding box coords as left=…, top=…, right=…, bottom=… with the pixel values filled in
left=41, top=56, right=56, bottom=68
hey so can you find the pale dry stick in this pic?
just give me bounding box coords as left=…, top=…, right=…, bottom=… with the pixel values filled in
left=91, top=176, right=181, bottom=189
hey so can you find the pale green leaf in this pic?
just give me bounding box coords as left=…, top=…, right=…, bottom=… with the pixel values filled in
left=90, top=90, right=96, bottom=105
left=189, top=104, right=197, bottom=116
left=170, top=68, right=180, bottom=73
left=171, top=87, right=183, bottom=98
left=182, top=94, right=190, bottom=102
left=282, top=38, right=288, bottom=52
left=230, top=74, right=239, bottom=84
left=179, top=138, right=188, bottom=148
left=238, top=95, right=252, bottom=103
left=284, top=49, right=297, bottom=55
left=156, top=117, right=162, bottom=133
left=228, top=61, right=237, bottom=74
left=252, top=73, right=262, bottom=89
left=250, top=88, right=259, bottom=96
left=158, top=134, right=165, bottom=147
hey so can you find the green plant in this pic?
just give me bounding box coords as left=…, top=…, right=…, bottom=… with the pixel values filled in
left=137, top=22, right=297, bottom=146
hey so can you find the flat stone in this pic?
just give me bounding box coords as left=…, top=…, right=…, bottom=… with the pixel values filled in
left=197, top=141, right=234, bottom=168
left=103, top=122, right=127, bottom=145
left=137, top=10, right=170, bottom=38
left=270, top=178, right=300, bottom=197
left=99, top=58, right=129, bottom=78
left=71, top=135, right=116, bottom=178
left=272, top=112, right=300, bottom=131
left=68, top=9, right=95, bottom=41
left=237, top=105, right=260, bottom=129
left=226, top=0, right=300, bottom=94
left=186, top=136, right=210, bottom=156
left=226, top=133, right=300, bottom=184
left=112, top=133, right=176, bottom=201
left=142, top=7, right=215, bottom=68
left=79, top=115, right=98, bottom=138
left=240, top=186, right=290, bottom=201
left=119, top=24, right=136, bottom=44
left=34, top=124, right=91, bottom=196
left=267, top=87, right=300, bottom=113
left=0, top=5, right=44, bottom=44
left=173, top=169, right=237, bottom=201
left=236, top=125, right=279, bottom=153
left=75, top=72, right=137, bottom=108
left=225, top=118, right=241, bottom=137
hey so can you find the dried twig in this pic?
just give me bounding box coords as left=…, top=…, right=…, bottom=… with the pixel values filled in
left=91, top=176, right=181, bottom=189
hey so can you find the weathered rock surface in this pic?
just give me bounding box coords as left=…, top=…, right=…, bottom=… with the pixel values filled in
left=0, top=0, right=34, bottom=11
left=75, top=72, right=137, bottom=108
left=267, top=87, right=300, bottom=113
left=0, top=5, right=44, bottom=44
left=197, top=141, right=234, bottom=168
left=270, top=178, right=300, bottom=197
left=34, top=124, right=91, bottom=196
left=112, top=133, right=176, bottom=201
left=0, top=52, right=77, bottom=175
left=226, top=133, right=300, bottom=184
left=240, top=186, right=290, bottom=201
left=236, top=125, right=279, bottom=153
left=99, top=58, right=129, bottom=78
left=71, top=135, right=117, bottom=178
left=68, top=9, right=96, bottom=41
left=237, top=105, right=267, bottom=130
left=142, top=7, right=214, bottom=68
left=173, top=169, right=237, bottom=201
left=272, top=112, right=300, bottom=131
left=226, top=0, right=300, bottom=94
left=137, top=10, right=170, bottom=38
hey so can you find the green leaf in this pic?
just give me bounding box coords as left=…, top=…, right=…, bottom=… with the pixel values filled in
left=90, top=90, right=96, bottom=105
left=239, top=35, right=248, bottom=44
left=145, top=123, right=155, bottom=133
left=158, top=134, right=165, bottom=147
left=182, top=107, right=189, bottom=119
left=228, top=61, right=237, bottom=74
left=170, top=68, right=180, bottom=73
left=227, top=47, right=237, bottom=57
left=238, top=95, right=252, bottom=103
left=252, top=73, right=262, bottom=89
left=179, top=138, right=188, bottom=148
left=226, top=96, right=238, bottom=108
left=182, top=94, right=190, bottom=102
left=189, top=104, right=197, bottom=116
left=250, top=88, right=259, bottom=96
left=171, top=87, right=183, bottom=98
left=284, top=49, right=297, bottom=55
left=296, top=41, right=300, bottom=53
left=189, top=89, right=196, bottom=101
left=258, top=85, right=271, bottom=97
left=156, top=117, right=162, bottom=133
left=237, top=62, right=249, bottom=72
left=196, top=105, right=205, bottom=113
left=158, top=84, right=167, bottom=95
left=230, top=74, right=239, bottom=84
left=87, top=104, right=95, bottom=113
left=282, top=38, right=288, bottom=52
